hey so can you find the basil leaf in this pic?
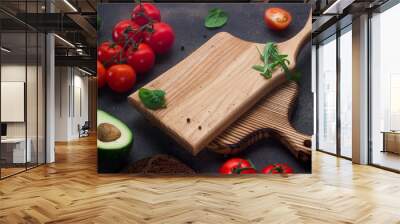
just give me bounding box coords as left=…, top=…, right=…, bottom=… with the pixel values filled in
left=139, top=88, right=166, bottom=110
left=204, top=8, right=228, bottom=29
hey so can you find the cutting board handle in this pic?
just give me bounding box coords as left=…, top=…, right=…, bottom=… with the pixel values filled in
left=283, top=10, right=312, bottom=60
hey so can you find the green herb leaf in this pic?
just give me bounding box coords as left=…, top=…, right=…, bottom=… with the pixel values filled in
left=204, top=8, right=228, bottom=29
left=252, top=42, right=292, bottom=80
left=260, top=71, right=272, bottom=79
left=139, top=88, right=166, bottom=110
left=252, top=65, right=265, bottom=73
left=289, top=70, right=302, bottom=82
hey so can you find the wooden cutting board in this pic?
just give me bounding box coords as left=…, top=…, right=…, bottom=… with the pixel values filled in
left=208, top=82, right=312, bottom=163
left=129, top=12, right=311, bottom=155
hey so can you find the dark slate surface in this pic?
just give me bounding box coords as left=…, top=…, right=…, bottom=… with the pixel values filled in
left=97, top=3, right=313, bottom=173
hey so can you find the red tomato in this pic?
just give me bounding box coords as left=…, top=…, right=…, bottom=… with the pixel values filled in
left=144, top=22, right=175, bottom=55
left=264, top=8, right=292, bottom=31
left=219, top=158, right=257, bottom=174
left=112, top=19, right=143, bottom=46
left=125, top=43, right=155, bottom=74
left=131, top=3, right=161, bottom=26
left=97, top=41, right=124, bottom=66
left=262, top=163, right=293, bottom=174
left=106, top=64, right=136, bottom=93
left=97, top=60, right=106, bottom=88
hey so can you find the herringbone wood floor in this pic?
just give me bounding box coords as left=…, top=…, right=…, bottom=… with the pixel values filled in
left=1, top=136, right=400, bottom=224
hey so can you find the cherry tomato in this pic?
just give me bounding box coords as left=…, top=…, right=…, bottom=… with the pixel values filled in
left=106, top=64, right=136, bottom=93
left=125, top=43, right=155, bottom=74
left=97, top=41, right=124, bottom=66
left=219, top=158, right=257, bottom=174
left=144, top=22, right=175, bottom=55
left=262, top=163, right=293, bottom=174
left=131, top=3, right=161, bottom=26
left=264, top=8, right=292, bottom=31
left=97, top=60, right=106, bottom=88
left=112, top=19, right=143, bottom=46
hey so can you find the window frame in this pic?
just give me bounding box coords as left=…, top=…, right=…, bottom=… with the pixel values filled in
left=315, top=23, right=353, bottom=161
left=367, top=0, right=400, bottom=173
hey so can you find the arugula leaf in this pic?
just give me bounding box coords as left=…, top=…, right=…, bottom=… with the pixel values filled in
left=252, top=65, right=265, bottom=73
left=139, top=88, right=166, bottom=110
left=252, top=41, right=300, bottom=81
left=289, top=70, right=302, bottom=82
left=204, top=8, right=228, bottom=29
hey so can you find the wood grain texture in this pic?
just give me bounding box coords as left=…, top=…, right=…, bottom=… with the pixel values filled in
left=1, top=136, right=400, bottom=223
left=208, top=82, right=311, bottom=163
left=129, top=13, right=311, bottom=155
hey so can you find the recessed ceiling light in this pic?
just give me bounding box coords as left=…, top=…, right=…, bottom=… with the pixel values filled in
left=63, top=0, right=78, bottom=12
left=77, top=67, right=93, bottom=76
left=1, top=47, right=11, bottom=53
left=54, top=34, right=75, bottom=48
left=323, top=0, right=355, bottom=15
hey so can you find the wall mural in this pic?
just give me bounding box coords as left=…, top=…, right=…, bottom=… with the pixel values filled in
left=97, top=3, right=313, bottom=175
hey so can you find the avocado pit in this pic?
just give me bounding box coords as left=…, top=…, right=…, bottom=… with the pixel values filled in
left=98, top=123, right=121, bottom=142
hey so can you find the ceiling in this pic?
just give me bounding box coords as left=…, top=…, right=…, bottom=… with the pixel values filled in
left=0, top=0, right=394, bottom=69
left=0, top=0, right=97, bottom=72
left=1, top=32, right=45, bottom=64
left=0, top=0, right=96, bottom=14
left=0, top=0, right=96, bottom=46
left=308, top=0, right=391, bottom=43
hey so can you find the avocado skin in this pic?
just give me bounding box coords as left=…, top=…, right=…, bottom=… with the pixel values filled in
left=98, top=144, right=132, bottom=173
left=97, top=110, right=133, bottom=173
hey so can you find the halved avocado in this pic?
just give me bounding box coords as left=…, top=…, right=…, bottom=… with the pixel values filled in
left=97, top=110, right=133, bottom=173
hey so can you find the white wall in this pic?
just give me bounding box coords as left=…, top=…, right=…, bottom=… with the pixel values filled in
left=1, top=65, right=26, bottom=137
left=1, top=64, right=37, bottom=138
left=54, top=67, right=89, bottom=141
left=55, top=67, right=69, bottom=141
left=1, top=65, right=26, bottom=141
left=72, top=73, right=89, bottom=138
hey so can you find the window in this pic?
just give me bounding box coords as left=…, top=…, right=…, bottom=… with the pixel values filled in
left=0, top=2, right=46, bottom=179
left=339, top=27, right=352, bottom=158
left=370, top=3, right=400, bottom=171
left=317, top=35, right=337, bottom=154
left=316, top=25, right=353, bottom=159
